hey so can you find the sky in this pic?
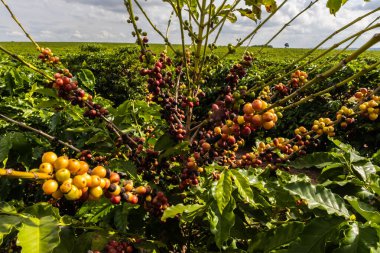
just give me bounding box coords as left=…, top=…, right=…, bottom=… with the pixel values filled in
left=0, top=0, right=379, bottom=48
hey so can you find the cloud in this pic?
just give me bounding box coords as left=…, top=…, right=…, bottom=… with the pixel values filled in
left=0, top=0, right=378, bottom=47
left=6, top=30, right=23, bottom=37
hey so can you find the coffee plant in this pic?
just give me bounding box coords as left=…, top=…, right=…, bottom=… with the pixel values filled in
left=0, top=0, right=380, bottom=252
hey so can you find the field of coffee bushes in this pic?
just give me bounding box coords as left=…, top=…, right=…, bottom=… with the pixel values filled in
left=0, top=0, right=380, bottom=252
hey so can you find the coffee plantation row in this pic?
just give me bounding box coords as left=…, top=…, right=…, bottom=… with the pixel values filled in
left=0, top=0, right=380, bottom=252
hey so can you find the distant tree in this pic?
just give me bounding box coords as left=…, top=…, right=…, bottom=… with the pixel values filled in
left=285, top=43, right=289, bottom=48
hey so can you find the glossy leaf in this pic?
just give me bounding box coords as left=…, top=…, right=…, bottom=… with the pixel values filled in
left=248, top=222, right=304, bottom=252
left=288, top=217, right=343, bottom=253
left=352, top=160, right=376, bottom=182
left=214, top=169, right=233, bottom=214
left=161, top=203, right=204, bottom=222
left=230, top=169, right=254, bottom=203
left=284, top=182, right=350, bottom=217
left=0, top=215, right=21, bottom=244
left=334, top=222, right=380, bottom=253
left=23, top=202, right=60, bottom=220
left=290, top=152, right=341, bottom=169
left=209, top=198, right=236, bottom=249
left=345, top=196, right=380, bottom=224
left=18, top=216, right=61, bottom=253
left=77, top=69, right=96, bottom=91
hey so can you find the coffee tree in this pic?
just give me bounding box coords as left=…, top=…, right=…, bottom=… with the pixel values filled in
left=0, top=0, right=380, bottom=252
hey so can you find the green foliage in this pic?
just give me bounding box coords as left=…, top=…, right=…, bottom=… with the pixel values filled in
left=0, top=202, right=61, bottom=253
left=0, top=1, right=380, bottom=250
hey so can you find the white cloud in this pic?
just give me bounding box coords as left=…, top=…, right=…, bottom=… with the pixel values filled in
left=0, top=0, right=378, bottom=48
left=6, top=30, right=23, bottom=36
left=71, top=30, right=84, bottom=39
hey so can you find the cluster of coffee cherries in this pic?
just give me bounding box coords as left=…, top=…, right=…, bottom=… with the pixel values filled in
left=258, top=86, right=271, bottom=101
left=38, top=47, right=60, bottom=64
left=178, top=157, right=202, bottom=189
left=141, top=52, right=174, bottom=95
left=241, top=99, right=278, bottom=130
left=359, top=97, right=379, bottom=121
left=225, top=53, right=253, bottom=86
left=311, top=118, right=335, bottom=136
left=90, top=239, right=135, bottom=253
left=160, top=95, right=187, bottom=140
left=37, top=151, right=147, bottom=205
left=53, top=70, right=76, bottom=92
left=52, top=70, right=110, bottom=119
left=38, top=152, right=120, bottom=202
left=336, top=106, right=355, bottom=128
left=144, top=191, right=169, bottom=216
left=236, top=133, right=323, bottom=169
left=290, top=70, right=308, bottom=88
left=274, top=82, right=289, bottom=96
left=140, top=53, right=194, bottom=141
left=83, top=103, right=110, bottom=119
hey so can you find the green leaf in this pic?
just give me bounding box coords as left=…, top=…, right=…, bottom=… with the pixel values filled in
left=0, top=134, right=12, bottom=163
left=230, top=169, right=254, bottom=203
left=85, top=131, right=109, bottom=145
left=209, top=198, right=236, bottom=249
left=0, top=215, right=21, bottom=244
left=284, top=182, right=350, bottom=217
left=290, top=152, right=341, bottom=169
left=0, top=202, right=17, bottom=214
left=218, top=9, right=237, bottom=23
left=23, top=202, right=60, bottom=220
left=161, top=203, right=205, bottom=222
left=53, top=227, right=75, bottom=253
left=237, top=7, right=261, bottom=22
left=214, top=169, right=233, bottom=214
left=35, top=88, right=58, bottom=98
left=345, top=196, right=380, bottom=224
left=248, top=222, right=305, bottom=252
left=77, top=69, right=96, bottom=91
left=114, top=203, right=139, bottom=231
left=372, top=149, right=380, bottom=165
left=334, top=222, right=380, bottom=253
left=18, top=216, right=61, bottom=253
left=352, top=160, right=376, bottom=182
left=76, top=198, right=115, bottom=223
left=108, top=159, right=138, bottom=179
left=154, top=133, right=177, bottom=152
left=159, top=141, right=189, bottom=161
left=326, top=0, right=345, bottom=15
left=288, top=217, right=344, bottom=253
left=369, top=174, right=380, bottom=195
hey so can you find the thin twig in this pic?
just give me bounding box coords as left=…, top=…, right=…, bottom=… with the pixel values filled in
left=133, top=0, right=176, bottom=53
left=0, top=0, right=41, bottom=51
left=261, top=33, right=380, bottom=112
left=262, top=7, right=380, bottom=84
left=282, top=61, right=380, bottom=111
left=256, top=0, right=320, bottom=56
left=220, top=0, right=289, bottom=61
left=0, top=113, right=81, bottom=153
left=0, top=46, right=54, bottom=81
left=0, top=169, right=53, bottom=180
